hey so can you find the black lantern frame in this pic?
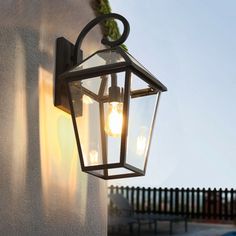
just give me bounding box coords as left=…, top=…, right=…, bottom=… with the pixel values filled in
left=54, top=13, right=167, bottom=179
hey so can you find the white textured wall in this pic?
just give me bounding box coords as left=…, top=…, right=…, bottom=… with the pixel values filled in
left=0, top=1, right=107, bottom=235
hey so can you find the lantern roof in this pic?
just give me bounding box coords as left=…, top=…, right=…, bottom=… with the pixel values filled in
left=59, top=47, right=167, bottom=92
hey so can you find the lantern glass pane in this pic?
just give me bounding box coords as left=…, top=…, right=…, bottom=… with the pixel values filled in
left=68, top=72, right=126, bottom=169
left=71, top=49, right=125, bottom=72
left=125, top=51, right=155, bottom=77
left=108, top=167, right=134, bottom=176
left=69, top=79, right=103, bottom=167
left=126, top=73, right=160, bottom=171
left=81, top=76, right=101, bottom=95
left=130, top=72, right=150, bottom=91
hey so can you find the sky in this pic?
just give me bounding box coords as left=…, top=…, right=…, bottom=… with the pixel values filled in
left=109, top=0, right=236, bottom=189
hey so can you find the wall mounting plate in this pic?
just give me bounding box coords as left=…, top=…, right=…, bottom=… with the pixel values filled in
left=54, top=37, right=75, bottom=114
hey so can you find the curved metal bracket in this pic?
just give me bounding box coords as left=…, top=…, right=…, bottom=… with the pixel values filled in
left=73, top=13, right=130, bottom=64
left=55, top=13, right=130, bottom=113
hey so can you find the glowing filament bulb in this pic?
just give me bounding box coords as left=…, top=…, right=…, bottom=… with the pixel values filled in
left=89, top=149, right=98, bottom=165
left=136, top=127, right=147, bottom=156
left=105, top=102, right=123, bottom=137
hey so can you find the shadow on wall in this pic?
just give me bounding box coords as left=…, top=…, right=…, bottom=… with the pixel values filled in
left=39, top=67, right=88, bottom=222
left=39, top=48, right=107, bottom=236
left=0, top=26, right=44, bottom=232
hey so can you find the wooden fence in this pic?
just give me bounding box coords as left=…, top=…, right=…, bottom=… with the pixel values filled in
left=109, top=185, right=236, bottom=220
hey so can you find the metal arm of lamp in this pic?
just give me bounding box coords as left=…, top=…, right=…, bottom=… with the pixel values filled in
left=54, top=13, right=130, bottom=113
left=73, top=13, right=130, bottom=65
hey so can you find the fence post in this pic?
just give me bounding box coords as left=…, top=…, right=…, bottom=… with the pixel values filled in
left=164, top=188, right=168, bottom=214
left=125, top=186, right=129, bottom=201
left=153, top=187, right=157, bottom=214
left=110, top=185, right=114, bottom=194
left=230, top=188, right=234, bottom=220
left=213, top=188, right=217, bottom=219
left=131, top=186, right=135, bottom=211
left=120, top=186, right=124, bottom=196
left=109, top=185, right=114, bottom=209
left=147, top=187, right=151, bottom=214
left=158, top=188, right=162, bottom=214
left=170, top=188, right=173, bottom=215
left=181, top=188, right=185, bottom=216
left=207, top=188, right=211, bottom=219
left=186, top=188, right=190, bottom=218
left=202, top=188, right=206, bottom=219
left=196, top=188, right=200, bottom=219
left=136, top=187, right=140, bottom=213
left=219, top=188, right=223, bottom=220
left=115, top=185, right=119, bottom=194
left=142, top=187, right=146, bottom=213
left=191, top=188, right=195, bottom=218
left=175, top=188, right=179, bottom=215
left=225, top=188, right=228, bottom=220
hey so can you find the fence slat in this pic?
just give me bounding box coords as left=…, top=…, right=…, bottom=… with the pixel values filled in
left=213, top=188, right=217, bottom=219
left=230, top=188, right=234, bottom=220
left=110, top=185, right=114, bottom=194
left=202, top=188, right=206, bottom=219
left=186, top=188, right=190, bottom=218
left=175, top=188, right=179, bottom=215
left=147, top=187, right=151, bottom=214
left=170, top=188, right=173, bottom=215
left=164, top=188, right=168, bottom=214
left=136, top=187, right=140, bottom=213
left=181, top=188, right=185, bottom=216
left=120, top=186, right=124, bottom=195
left=191, top=188, right=195, bottom=218
left=219, top=188, right=223, bottom=220
left=115, top=185, right=119, bottom=194
left=142, top=187, right=146, bottom=213
left=126, top=186, right=129, bottom=201
left=196, top=188, right=200, bottom=218
left=153, top=188, right=157, bottom=213
left=225, top=188, right=228, bottom=220
left=131, top=186, right=135, bottom=210
left=158, top=188, right=162, bottom=213
left=207, top=188, right=211, bottom=219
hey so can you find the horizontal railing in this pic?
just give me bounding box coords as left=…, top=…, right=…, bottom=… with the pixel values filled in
left=109, top=185, right=236, bottom=220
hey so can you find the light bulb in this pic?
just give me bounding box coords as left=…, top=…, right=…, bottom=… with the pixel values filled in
left=89, top=149, right=98, bottom=165
left=136, top=127, right=147, bottom=156
left=105, top=102, right=123, bottom=137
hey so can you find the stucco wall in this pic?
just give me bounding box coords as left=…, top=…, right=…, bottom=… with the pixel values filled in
left=0, top=0, right=107, bottom=235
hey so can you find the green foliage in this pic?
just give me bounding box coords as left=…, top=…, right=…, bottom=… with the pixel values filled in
left=91, top=0, right=128, bottom=51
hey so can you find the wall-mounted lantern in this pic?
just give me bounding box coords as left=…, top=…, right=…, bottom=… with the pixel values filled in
left=54, top=13, right=167, bottom=179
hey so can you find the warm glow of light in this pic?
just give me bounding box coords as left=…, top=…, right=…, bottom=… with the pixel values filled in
left=105, top=102, right=123, bottom=137
left=83, top=95, right=94, bottom=104
left=39, top=67, right=88, bottom=218
left=89, top=149, right=98, bottom=165
left=136, top=135, right=147, bottom=156
left=136, top=127, right=148, bottom=156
